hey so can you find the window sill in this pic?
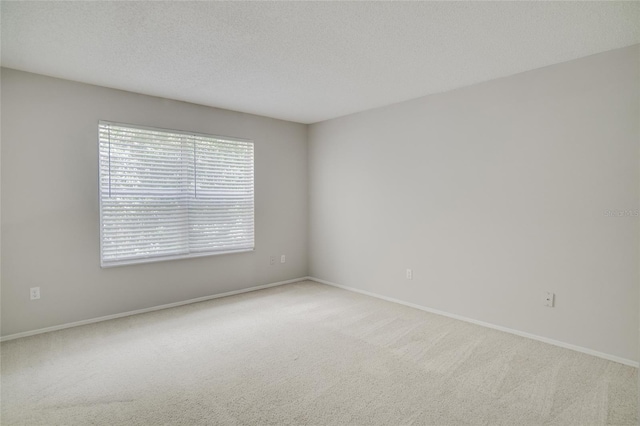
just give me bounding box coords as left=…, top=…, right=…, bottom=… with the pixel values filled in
left=100, top=248, right=255, bottom=268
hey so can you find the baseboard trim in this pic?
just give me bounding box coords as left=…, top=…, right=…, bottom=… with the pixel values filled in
left=0, top=277, right=308, bottom=343
left=6, top=275, right=636, bottom=368
left=307, top=276, right=639, bottom=368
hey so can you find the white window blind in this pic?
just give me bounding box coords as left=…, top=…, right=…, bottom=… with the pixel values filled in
left=99, top=121, right=254, bottom=267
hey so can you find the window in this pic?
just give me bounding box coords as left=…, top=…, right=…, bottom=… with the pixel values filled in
left=99, top=121, right=254, bottom=267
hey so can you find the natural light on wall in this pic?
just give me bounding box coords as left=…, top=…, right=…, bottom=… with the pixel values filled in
left=98, top=121, right=254, bottom=267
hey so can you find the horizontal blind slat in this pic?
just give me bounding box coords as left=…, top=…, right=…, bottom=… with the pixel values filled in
left=99, top=121, right=254, bottom=266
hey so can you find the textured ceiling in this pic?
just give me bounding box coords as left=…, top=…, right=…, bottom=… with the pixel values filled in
left=2, top=1, right=639, bottom=124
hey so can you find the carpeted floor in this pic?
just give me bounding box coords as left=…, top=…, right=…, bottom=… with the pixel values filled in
left=1, top=280, right=637, bottom=425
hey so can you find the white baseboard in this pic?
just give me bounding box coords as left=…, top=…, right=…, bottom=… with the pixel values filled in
left=307, top=276, right=639, bottom=368
left=0, top=277, right=308, bottom=343
left=5, top=275, right=637, bottom=369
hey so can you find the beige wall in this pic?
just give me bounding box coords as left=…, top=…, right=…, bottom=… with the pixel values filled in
left=309, top=45, right=640, bottom=362
left=2, top=46, right=638, bottom=365
left=0, top=69, right=308, bottom=336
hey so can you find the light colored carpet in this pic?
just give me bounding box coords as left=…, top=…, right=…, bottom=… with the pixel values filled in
left=1, top=280, right=637, bottom=425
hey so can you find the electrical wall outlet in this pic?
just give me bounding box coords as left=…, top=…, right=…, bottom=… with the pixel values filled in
left=30, top=287, right=40, bottom=300
left=281, top=255, right=286, bottom=264
left=406, top=269, right=413, bottom=280
left=544, top=292, right=555, bottom=307
left=270, top=256, right=276, bottom=266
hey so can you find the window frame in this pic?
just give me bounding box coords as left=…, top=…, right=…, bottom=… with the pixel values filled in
left=98, top=120, right=255, bottom=268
